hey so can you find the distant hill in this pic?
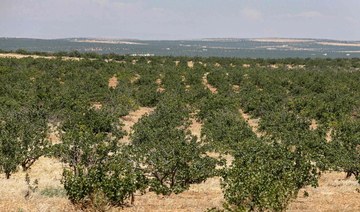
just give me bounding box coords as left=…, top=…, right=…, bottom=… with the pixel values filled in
left=1, top=37, right=360, bottom=58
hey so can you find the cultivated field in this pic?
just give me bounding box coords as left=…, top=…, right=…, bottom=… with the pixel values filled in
left=0, top=53, right=360, bottom=211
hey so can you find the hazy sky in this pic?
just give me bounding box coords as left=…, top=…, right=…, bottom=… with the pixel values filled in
left=1, top=0, right=360, bottom=40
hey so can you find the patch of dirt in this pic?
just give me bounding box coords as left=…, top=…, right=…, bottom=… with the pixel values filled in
left=288, top=172, right=360, bottom=211
left=232, top=85, right=240, bottom=93
left=108, top=75, right=118, bottom=89
left=202, top=73, right=218, bottom=94
left=91, top=102, right=103, bottom=110
left=119, top=107, right=155, bottom=144
left=310, top=119, right=318, bottom=130
left=47, top=122, right=61, bottom=144
left=188, top=117, right=202, bottom=141
left=269, top=64, right=279, bottom=69
left=0, top=53, right=81, bottom=61
left=187, top=61, right=194, bottom=68
left=326, top=128, right=333, bottom=142
left=242, top=64, right=251, bottom=68
left=239, top=109, right=263, bottom=137
left=156, top=77, right=165, bottom=93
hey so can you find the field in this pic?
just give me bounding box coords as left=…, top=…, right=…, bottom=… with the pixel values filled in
left=0, top=53, right=360, bottom=211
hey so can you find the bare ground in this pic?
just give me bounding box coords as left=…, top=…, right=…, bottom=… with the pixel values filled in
left=288, top=172, right=360, bottom=211
left=108, top=75, right=119, bottom=89
left=119, top=107, right=155, bottom=144
left=0, top=53, right=81, bottom=61
left=202, top=73, right=218, bottom=94
left=239, top=109, right=263, bottom=137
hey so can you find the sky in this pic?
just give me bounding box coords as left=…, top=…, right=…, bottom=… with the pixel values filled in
left=1, top=0, right=360, bottom=40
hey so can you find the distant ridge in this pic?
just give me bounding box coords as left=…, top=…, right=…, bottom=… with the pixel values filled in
left=1, top=37, right=360, bottom=58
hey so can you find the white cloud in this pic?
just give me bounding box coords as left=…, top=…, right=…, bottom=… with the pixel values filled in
left=241, top=8, right=263, bottom=21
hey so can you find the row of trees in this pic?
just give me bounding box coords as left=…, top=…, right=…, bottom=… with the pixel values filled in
left=1, top=55, right=360, bottom=211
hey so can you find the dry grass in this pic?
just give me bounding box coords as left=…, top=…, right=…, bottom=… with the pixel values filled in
left=288, top=172, right=360, bottom=211
left=0, top=157, right=76, bottom=211
left=121, top=177, right=224, bottom=212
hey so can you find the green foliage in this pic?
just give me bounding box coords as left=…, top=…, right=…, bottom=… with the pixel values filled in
left=131, top=95, right=217, bottom=195
left=0, top=107, right=49, bottom=179
left=328, top=120, right=360, bottom=181
left=202, top=110, right=256, bottom=152
left=62, top=150, right=147, bottom=207
left=222, top=140, right=318, bottom=211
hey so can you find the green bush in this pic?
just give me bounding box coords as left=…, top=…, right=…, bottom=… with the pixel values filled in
left=221, top=140, right=318, bottom=211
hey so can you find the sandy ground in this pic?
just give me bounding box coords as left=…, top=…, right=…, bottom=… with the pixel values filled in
left=239, top=109, right=263, bottom=137
left=119, top=107, right=155, bottom=144
left=310, top=119, right=318, bottom=130
left=187, top=61, right=194, bottom=68
left=0, top=53, right=81, bottom=61
left=202, top=73, right=218, bottom=94
left=108, top=75, right=118, bottom=89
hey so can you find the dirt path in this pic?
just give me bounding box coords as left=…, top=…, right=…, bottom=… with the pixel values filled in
left=202, top=73, right=218, bottom=94
left=119, top=107, right=155, bottom=144
left=239, top=109, right=263, bottom=137
left=189, top=117, right=202, bottom=141
left=239, top=109, right=264, bottom=137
